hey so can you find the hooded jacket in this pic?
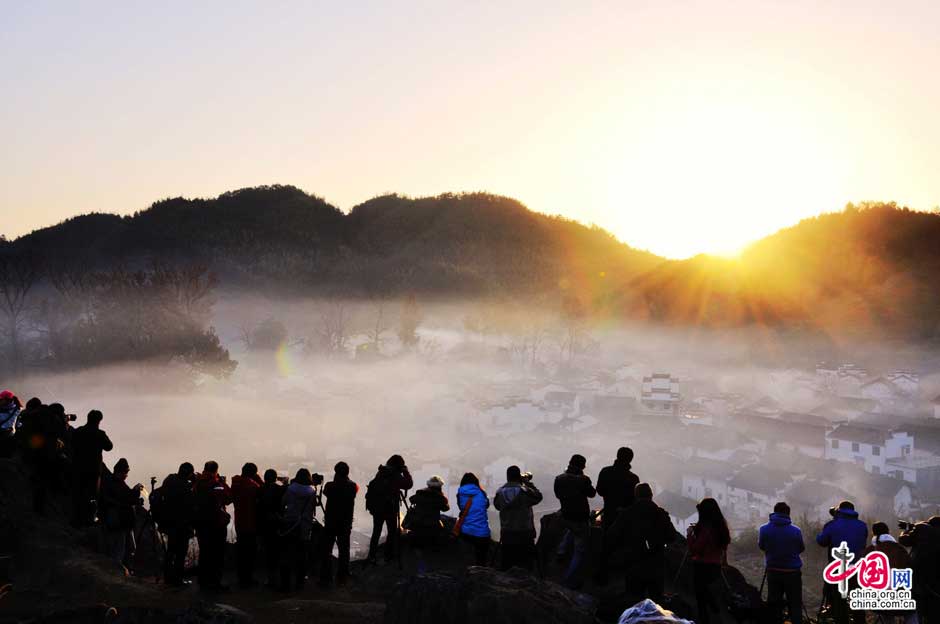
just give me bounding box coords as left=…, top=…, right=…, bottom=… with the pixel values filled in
left=595, top=460, right=639, bottom=516
left=456, top=483, right=491, bottom=538
left=554, top=467, right=596, bottom=522
left=407, top=487, right=450, bottom=532
left=758, top=513, right=805, bottom=570
left=281, top=481, right=317, bottom=541
left=231, top=474, right=264, bottom=536
left=816, top=509, right=868, bottom=559
left=494, top=481, right=543, bottom=535
left=864, top=535, right=912, bottom=570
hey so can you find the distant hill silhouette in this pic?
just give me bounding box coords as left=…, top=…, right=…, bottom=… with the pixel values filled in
left=7, top=188, right=940, bottom=339
left=8, top=185, right=662, bottom=297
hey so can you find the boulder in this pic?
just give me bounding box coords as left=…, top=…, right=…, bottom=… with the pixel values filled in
left=385, top=566, right=597, bottom=624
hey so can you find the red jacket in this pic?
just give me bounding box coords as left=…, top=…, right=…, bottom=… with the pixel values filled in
left=689, top=525, right=727, bottom=564
left=231, top=474, right=264, bottom=536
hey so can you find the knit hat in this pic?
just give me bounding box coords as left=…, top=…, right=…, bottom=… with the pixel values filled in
left=427, top=475, right=444, bottom=489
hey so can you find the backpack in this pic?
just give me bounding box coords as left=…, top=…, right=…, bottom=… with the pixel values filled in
left=365, top=470, right=394, bottom=515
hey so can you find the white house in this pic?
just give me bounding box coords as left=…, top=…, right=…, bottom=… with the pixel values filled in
left=885, top=451, right=940, bottom=490
left=680, top=457, right=735, bottom=505
left=639, top=373, right=681, bottom=417
left=825, top=424, right=914, bottom=475
left=784, top=479, right=853, bottom=524
left=726, top=466, right=793, bottom=524
left=885, top=371, right=919, bottom=396
left=473, top=399, right=562, bottom=437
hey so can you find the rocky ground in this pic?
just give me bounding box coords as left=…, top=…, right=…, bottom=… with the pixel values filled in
left=0, top=458, right=766, bottom=623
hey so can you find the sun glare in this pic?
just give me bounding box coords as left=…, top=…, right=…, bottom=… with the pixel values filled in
left=600, top=91, right=846, bottom=259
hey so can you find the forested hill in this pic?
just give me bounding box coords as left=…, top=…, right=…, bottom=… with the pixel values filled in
left=617, top=203, right=940, bottom=340
left=6, top=185, right=663, bottom=297
left=5, top=188, right=940, bottom=338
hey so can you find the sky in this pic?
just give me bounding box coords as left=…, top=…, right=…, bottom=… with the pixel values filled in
left=2, top=1, right=939, bottom=259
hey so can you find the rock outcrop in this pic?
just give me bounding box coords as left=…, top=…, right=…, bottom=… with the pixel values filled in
left=385, top=567, right=598, bottom=624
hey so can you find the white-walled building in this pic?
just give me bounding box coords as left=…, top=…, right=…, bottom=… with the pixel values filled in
left=726, top=466, right=794, bottom=523
left=825, top=425, right=914, bottom=475
left=640, top=373, right=681, bottom=416
left=680, top=457, right=735, bottom=505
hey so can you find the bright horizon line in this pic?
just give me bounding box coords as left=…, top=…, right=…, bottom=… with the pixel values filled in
left=6, top=184, right=927, bottom=261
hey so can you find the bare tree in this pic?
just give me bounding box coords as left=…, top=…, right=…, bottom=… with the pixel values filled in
left=317, top=302, right=350, bottom=355
left=365, top=300, right=389, bottom=353
left=0, top=252, right=41, bottom=373
left=398, top=294, right=422, bottom=350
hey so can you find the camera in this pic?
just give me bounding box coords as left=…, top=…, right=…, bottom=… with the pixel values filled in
left=312, top=473, right=324, bottom=486
left=66, top=413, right=78, bottom=422
left=521, top=471, right=533, bottom=483
left=898, top=520, right=914, bottom=531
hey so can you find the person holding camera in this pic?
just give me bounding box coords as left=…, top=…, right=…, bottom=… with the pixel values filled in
left=258, top=469, right=287, bottom=588
left=816, top=500, right=867, bottom=624
left=70, top=410, right=114, bottom=527
left=366, top=454, right=413, bottom=565
left=405, top=475, right=450, bottom=551
left=553, top=454, right=596, bottom=589
left=688, top=497, right=731, bottom=624
left=319, top=461, right=359, bottom=588
left=607, top=483, right=677, bottom=605
left=156, top=462, right=196, bottom=587
left=99, top=457, right=143, bottom=570
left=232, top=462, right=264, bottom=588
left=194, top=460, right=232, bottom=591
left=494, top=465, right=543, bottom=572
left=899, top=516, right=940, bottom=624
left=456, top=472, right=492, bottom=566
left=758, top=501, right=805, bottom=624
left=279, top=468, right=318, bottom=591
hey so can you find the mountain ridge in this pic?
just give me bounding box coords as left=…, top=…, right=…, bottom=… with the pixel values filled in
left=4, top=187, right=939, bottom=339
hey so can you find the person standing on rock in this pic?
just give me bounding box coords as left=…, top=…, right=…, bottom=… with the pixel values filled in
left=70, top=409, right=114, bottom=527
left=366, top=454, right=413, bottom=565
left=157, top=462, right=196, bottom=586
left=594, top=446, right=640, bottom=584
left=231, top=462, right=264, bottom=588
left=494, top=466, right=542, bottom=571
left=758, top=501, right=805, bottom=624
left=258, top=469, right=287, bottom=588
left=553, top=454, right=596, bottom=589
left=688, top=497, right=731, bottom=624
left=279, top=468, right=317, bottom=591
left=319, top=461, right=358, bottom=588
left=99, top=457, right=143, bottom=570
left=456, top=472, right=492, bottom=566
left=0, top=390, right=22, bottom=458
left=194, top=460, right=233, bottom=591
left=607, top=482, right=676, bottom=605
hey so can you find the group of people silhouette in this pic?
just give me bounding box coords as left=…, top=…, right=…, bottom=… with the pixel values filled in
left=2, top=390, right=939, bottom=624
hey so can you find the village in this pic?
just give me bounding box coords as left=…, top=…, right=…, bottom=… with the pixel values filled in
left=343, top=362, right=940, bottom=539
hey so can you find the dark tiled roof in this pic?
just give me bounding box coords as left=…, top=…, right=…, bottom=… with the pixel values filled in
left=657, top=490, right=698, bottom=519
left=681, top=457, right=737, bottom=481
left=728, top=467, right=792, bottom=497
left=827, top=424, right=891, bottom=445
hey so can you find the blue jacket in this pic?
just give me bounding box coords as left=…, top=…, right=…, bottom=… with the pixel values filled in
left=759, top=513, right=805, bottom=570
left=816, top=509, right=867, bottom=559
left=456, top=484, right=491, bottom=538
